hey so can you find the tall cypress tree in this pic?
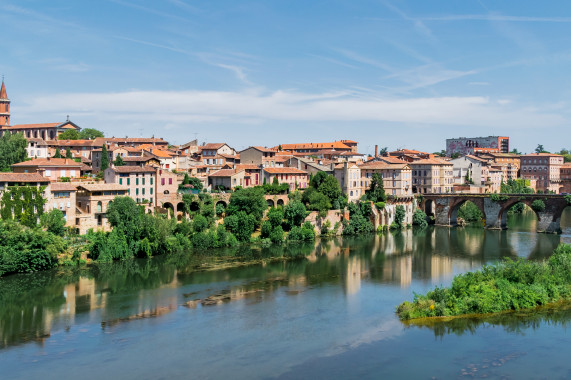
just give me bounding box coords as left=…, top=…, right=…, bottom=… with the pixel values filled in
left=65, top=147, right=73, bottom=159
left=101, top=144, right=109, bottom=172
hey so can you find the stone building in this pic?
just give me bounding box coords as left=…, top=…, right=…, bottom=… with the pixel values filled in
left=446, top=136, right=509, bottom=156
left=208, top=169, right=246, bottom=190
left=410, top=159, right=454, bottom=194
left=358, top=161, right=412, bottom=196
left=12, top=158, right=85, bottom=181
left=46, top=183, right=78, bottom=227
left=263, top=167, right=309, bottom=192
left=104, top=166, right=157, bottom=206
left=239, top=146, right=277, bottom=167
left=334, top=162, right=362, bottom=202
left=75, top=184, right=128, bottom=234
left=520, top=153, right=564, bottom=193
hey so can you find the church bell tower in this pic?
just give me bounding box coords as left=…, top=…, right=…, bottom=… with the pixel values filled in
left=0, top=78, right=10, bottom=126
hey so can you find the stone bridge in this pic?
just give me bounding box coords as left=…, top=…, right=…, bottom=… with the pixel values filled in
left=159, top=192, right=290, bottom=218
left=422, top=194, right=570, bottom=233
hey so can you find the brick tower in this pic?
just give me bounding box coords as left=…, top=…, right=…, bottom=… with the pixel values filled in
left=0, top=79, right=10, bottom=126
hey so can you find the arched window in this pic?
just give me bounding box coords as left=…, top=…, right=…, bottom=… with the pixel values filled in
left=97, top=201, right=102, bottom=213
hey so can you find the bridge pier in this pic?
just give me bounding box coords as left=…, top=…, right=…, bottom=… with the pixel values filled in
left=483, top=198, right=506, bottom=230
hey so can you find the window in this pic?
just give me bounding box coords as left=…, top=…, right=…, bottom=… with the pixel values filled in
left=150, top=188, right=153, bottom=195
left=136, top=178, right=139, bottom=185
left=142, top=188, right=145, bottom=195
left=70, top=170, right=76, bottom=177
left=119, top=178, right=123, bottom=185
left=161, top=178, right=165, bottom=186
left=60, top=170, right=66, bottom=177
left=136, top=188, right=139, bottom=195
left=142, top=178, right=145, bottom=185
left=150, top=177, right=153, bottom=185
left=127, top=178, right=130, bottom=185
left=169, top=178, right=172, bottom=185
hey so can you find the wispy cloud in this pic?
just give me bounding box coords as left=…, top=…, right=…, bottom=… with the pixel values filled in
left=107, top=0, right=190, bottom=22
left=334, top=49, right=395, bottom=73
left=381, top=1, right=435, bottom=40
left=420, top=14, right=571, bottom=23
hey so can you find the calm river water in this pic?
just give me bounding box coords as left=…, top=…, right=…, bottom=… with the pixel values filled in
left=1, top=209, right=571, bottom=380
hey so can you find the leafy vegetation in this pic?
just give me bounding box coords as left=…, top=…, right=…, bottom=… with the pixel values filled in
left=365, top=173, right=387, bottom=203
left=113, top=155, right=125, bottom=166
left=457, top=201, right=483, bottom=223
left=40, top=209, right=66, bottom=236
left=100, top=144, right=109, bottom=172
left=397, top=244, right=571, bottom=320
left=531, top=199, right=546, bottom=212
left=0, top=220, right=66, bottom=276
left=343, top=202, right=374, bottom=235
left=0, top=185, right=46, bottom=227
left=412, top=209, right=428, bottom=228
left=0, top=132, right=27, bottom=171
left=302, top=171, right=346, bottom=211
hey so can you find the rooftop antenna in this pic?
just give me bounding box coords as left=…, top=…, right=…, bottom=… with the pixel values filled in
left=193, top=132, right=198, bottom=142
left=66, top=115, right=69, bottom=121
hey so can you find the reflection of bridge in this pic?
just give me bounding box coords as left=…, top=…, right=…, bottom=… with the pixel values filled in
left=422, top=194, right=569, bottom=233
left=160, top=192, right=289, bottom=219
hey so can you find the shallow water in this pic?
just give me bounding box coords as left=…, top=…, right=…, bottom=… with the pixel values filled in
left=1, top=208, right=570, bottom=379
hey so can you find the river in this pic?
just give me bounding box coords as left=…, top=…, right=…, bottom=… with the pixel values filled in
left=1, top=208, right=570, bottom=379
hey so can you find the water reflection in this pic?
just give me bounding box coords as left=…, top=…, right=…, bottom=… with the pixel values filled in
left=0, top=210, right=566, bottom=349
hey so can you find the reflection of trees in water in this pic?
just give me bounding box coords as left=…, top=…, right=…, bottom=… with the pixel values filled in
left=403, top=303, right=571, bottom=338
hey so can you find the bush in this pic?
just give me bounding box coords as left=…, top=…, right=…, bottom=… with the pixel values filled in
left=267, top=207, right=284, bottom=228
left=412, top=209, right=428, bottom=228
left=287, top=226, right=304, bottom=241
left=531, top=199, right=546, bottom=212
left=394, top=205, right=406, bottom=228
left=458, top=201, right=483, bottom=222
left=192, top=214, right=209, bottom=233
left=565, top=194, right=571, bottom=205
left=375, top=202, right=385, bottom=209
left=260, top=221, right=272, bottom=238
left=40, top=209, right=66, bottom=236
left=397, top=243, right=571, bottom=320
left=269, top=225, right=284, bottom=244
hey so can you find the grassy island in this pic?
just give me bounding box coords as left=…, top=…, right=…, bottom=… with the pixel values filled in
left=397, top=243, right=571, bottom=321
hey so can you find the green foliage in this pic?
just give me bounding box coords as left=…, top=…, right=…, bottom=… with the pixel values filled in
left=227, top=187, right=267, bottom=224
left=366, top=173, right=387, bottom=203
left=535, top=144, right=548, bottom=154
left=501, top=179, right=534, bottom=194
left=40, top=209, right=66, bottom=236
left=224, top=211, right=256, bottom=242
left=397, top=244, right=571, bottom=320
left=490, top=193, right=509, bottom=202
left=0, top=185, right=46, bottom=227
left=192, top=214, right=208, bottom=233
left=53, top=149, right=62, bottom=158
left=0, top=132, right=27, bottom=171
left=263, top=182, right=289, bottom=194
left=113, top=155, right=125, bottom=166
left=215, top=202, right=225, bottom=216
left=394, top=205, right=406, bottom=228
left=287, top=222, right=316, bottom=242
left=58, top=129, right=80, bottom=140
left=100, top=144, right=109, bottom=172
left=65, top=147, right=73, bottom=159
left=375, top=201, right=385, bottom=209
left=564, top=195, right=571, bottom=205
left=269, top=225, right=284, bottom=244
left=412, top=209, right=428, bottom=228
left=305, top=189, right=331, bottom=214
left=304, top=171, right=343, bottom=210
left=283, top=200, right=307, bottom=228
left=79, top=128, right=104, bottom=140
left=260, top=221, right=272, bottom=238
left=0, top=220, right=65, bottom=276
left=508, top=202, right=526, bottom=215
left=531, top=199, right=546, bottom=212
left=267, top=207, right=284, bottom=228
left=458, top=201, right=483, bottom=223
left=343, top=201, right=374, bottom=235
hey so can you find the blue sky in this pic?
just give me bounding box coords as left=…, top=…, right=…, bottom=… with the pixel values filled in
left=1, top=0, right=571, bottom=154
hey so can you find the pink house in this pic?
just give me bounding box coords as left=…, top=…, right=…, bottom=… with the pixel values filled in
left=12, top=158, right=84, bottom=181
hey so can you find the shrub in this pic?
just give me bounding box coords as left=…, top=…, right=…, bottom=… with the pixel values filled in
left=260, top=221, right=272, bottom=238
left=565, top=194, right=571, bottom=205
left=412, top=209, right=428, bottom=228
left=375, top=202, right=385, bottom=209
left=192, top=214, right=208, bottom=233
left=269, top=225, right=284, bottom=244
left=267, top=207, right=284, bottom=228
left=394, top=205, right=406, bottom=228
left=531, top=199, right=546, bottom=212
left=287, top=226, right=304, bottom=241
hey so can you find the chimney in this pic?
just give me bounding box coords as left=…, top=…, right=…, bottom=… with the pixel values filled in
left=375, top=145, right=378, bottom=157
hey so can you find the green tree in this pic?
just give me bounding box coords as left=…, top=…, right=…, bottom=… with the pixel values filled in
left=53, top=149, right=62, bottom=158
left=113, top=155, right=125, bottom=166
left=58, top=129, right=81, bottom=140
left=106, top=196, right=144, bottom=244
left=510, top=148, right=522, bottom=155
left=269, top=225, right=284, bottom=244
left=535, top=144, right=548, bottom=154
left=267, top=207, right=284, bottom=228
left=226, top=187, right=267, bottom=224
left=412, top=209, right=428, bottom=228
left=65, top=147, right=73, bottom=159
left=394, top=205, right=406, bottom=229
left=40, top=209, right=66, bottom=236
left=283, top=200, right=307, bottom=228
left=0, top=132, right=27, bottom=171
left=224, top=211, right=256, bottom=241
left=100, top=144, right=109, bottom=172
left=79, top=128, right=104, bottom=140
left=317, top=175, right=342, bottom=204
left=366, top=173, right=387, bottom=202
left=531, top=199, right=546, bottom=212
left=307, top=192, right=331, bottom=216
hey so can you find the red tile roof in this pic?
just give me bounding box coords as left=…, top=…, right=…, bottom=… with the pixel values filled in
left=111, top=166, right=156, bottom=173
left=209, top=169, right=244, bottom=177
left=264, top=167, right=308, bottom=174
left=50, top=183, right=78, bottom=191
left=202, top=143, right=227, bottom=150
left=0, top=172, right=50, bottom=183
left=277, top=141, right=352, bottom=151
left=235, top=164, right=260, bottom=170
left=12, top=158, right=83, bottom=167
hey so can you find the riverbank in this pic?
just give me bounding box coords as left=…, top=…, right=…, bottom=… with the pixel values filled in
left=397, top=243, right=571, bottom=321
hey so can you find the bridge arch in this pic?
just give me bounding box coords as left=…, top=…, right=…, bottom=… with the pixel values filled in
left=267, top=199, right=275, bottom=207
left=448, top=199, right=486, bottom=226
left=163, top=202, right=174, bottom=218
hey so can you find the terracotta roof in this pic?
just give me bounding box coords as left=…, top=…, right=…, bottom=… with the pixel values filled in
left=28, top=138, right=47, bottom=145
left=274, top=155, right=292, bottom=162
left=241, top=146, right=276, bottom=154
left=111, top=166, right=156, bottom=173
left=209, top=169, right=244, bottom=177
left=220, top=154, right=240, bottom=160
left=50, top=183, right=78, bottom=191
left=202, top=143, right=227, bottom=150
left=235, top=164, right=260, bottom=170
left=51, top=139, right=101, bottom=147
left=263, top=167, right=308, bottom=174
left=374, top=157, right=409, bottom=164
left=77, top=184, right=128, bottom=192
left=148, top=149, right=174, bottom=158
left=277, top=141, right=352, bottom=151
left=464, top=155, right=489, bottom=163
left=0, top=172, right=50, bottom=183
left=522, top=153, right=563, bottom=157
left=409, top=159, right=452, bottom=166
left=0, top=80, right=7, bottom=99
left=105, top=137, right=168, bottom=144
left=359, top=162, right=409, bottom=170
left=122, top=156, right=156, bottom=162
left=12, top=158, right=83, bottom=167
left=2, top=122, right=60, bottom=130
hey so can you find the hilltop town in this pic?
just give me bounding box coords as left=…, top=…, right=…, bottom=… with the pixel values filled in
left=0, top=80, right=570, bottom=235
